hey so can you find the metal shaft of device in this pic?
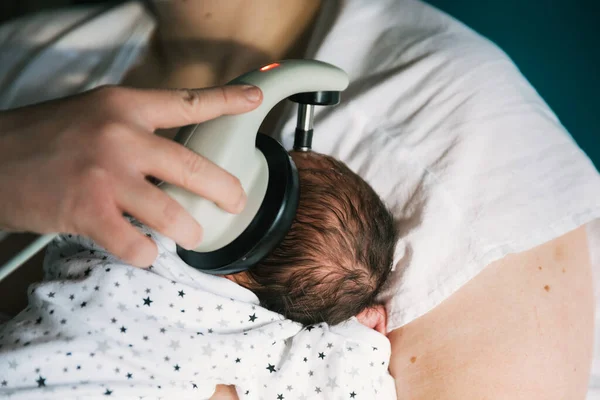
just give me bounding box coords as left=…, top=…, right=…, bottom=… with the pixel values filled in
left=293, top=103, right=315, bottom=152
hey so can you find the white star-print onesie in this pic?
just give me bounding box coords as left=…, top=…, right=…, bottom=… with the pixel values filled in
left=0, top=222, right=396, bottom=399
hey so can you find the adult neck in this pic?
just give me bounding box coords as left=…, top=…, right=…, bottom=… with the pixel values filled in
left=144, top=0, right=322, bottom=88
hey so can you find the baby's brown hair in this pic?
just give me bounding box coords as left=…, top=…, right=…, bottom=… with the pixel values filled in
left=243, top=152, right=396, bottom=326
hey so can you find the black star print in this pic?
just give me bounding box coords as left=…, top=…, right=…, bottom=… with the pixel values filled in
left=160, top=328, right=166, bottom=333
left=36, top=376, right=46, bottom=387
left=303, top=357, right=308, bottom=362
left=120, top=326, right=127, bottom=333
left=35, top=317, right=42, bottom=325
left=48, top=292, right=55, bottom=298
left=164, top=356, right=170, bottom=362
left=126, top=373, right=132, bottom=379
left=94, top=286, right=100, bottom=291
left=173, top=364, right=180, bottom=371
left=235, top=358, right=241, bottom=363
left=266, top=364, right=276, bottom=373
left=80, top=302, right=87, bottom=308
left=143, top=297, right=153, bottom=306
left=249, top=313, right=257, bottom=322
left=315, top=387, right=322, bottom=394
left=192, top=383, right=198, bottom=389
left=69, top=294, right=75, bottom=300
left=277, top=395, right=284, bottom=400
left=145, top=288, right=151, bottom=294
left=1, top=380, right=7, bottom=386
left=306, top=326, right=314, bottom=332
left=372, top=346, right=378, bottom=351
left=178, top=290, right=185, bottom=298
left=143, top=336, right=149, bottom=341
left=84, top=268, right=92, bottom=277
left=114, top=282, right=120, bottom=287
left=350, top=391, right=357, bottom=398
left=318, top=352, right=325, bottom=359
left=104, top=388, right=113, bottom=395
left=327, top=343, right=333, bottom=349
left=111, top=318, right=117, bottom=323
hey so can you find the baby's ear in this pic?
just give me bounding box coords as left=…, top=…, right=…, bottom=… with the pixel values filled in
left=356, top=305, right=387, bottom=335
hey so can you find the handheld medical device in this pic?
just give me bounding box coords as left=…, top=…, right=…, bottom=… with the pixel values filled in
left=0, top=59, right=349, bottom=281
left=162, top=59, right=349, bottom=274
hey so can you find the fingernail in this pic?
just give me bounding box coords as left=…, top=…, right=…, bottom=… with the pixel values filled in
left=235, top=190, right=247, bottom=213
left=242, top=85, right=261, bottom=102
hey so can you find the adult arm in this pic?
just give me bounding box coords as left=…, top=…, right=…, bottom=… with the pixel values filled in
left=0, top=84, right=262, bottom=267
left=388, top=226, right=594, bottom=399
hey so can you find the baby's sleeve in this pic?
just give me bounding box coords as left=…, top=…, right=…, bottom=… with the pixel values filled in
left=331, top=319, right=397, bottom=399
left=250, top=319, right=396, bottom=399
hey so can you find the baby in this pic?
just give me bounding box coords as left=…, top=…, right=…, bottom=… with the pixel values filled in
left=228, top=151, right=396, bottom=327
left=0, top=151, right=397, bottom=399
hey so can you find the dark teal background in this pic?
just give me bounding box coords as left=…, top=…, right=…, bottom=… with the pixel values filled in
left=425, top=0, right=599, bottom=168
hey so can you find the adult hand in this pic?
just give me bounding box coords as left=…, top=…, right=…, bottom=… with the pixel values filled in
left=0, top=85, right=263, bottom=267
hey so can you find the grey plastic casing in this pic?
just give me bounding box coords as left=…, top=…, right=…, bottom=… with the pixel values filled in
left=161, top=60, right=349, bottom=252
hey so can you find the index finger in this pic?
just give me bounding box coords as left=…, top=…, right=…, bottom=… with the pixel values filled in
left=128, top=85, right=263, bottom=130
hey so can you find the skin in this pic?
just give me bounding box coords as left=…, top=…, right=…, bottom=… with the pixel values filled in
left=388, top=226, right=594, bottom=400
left=1, top=1, right=594, bottom=398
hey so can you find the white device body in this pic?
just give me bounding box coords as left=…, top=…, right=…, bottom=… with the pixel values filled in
left=160, top=60, right=349, bottom=252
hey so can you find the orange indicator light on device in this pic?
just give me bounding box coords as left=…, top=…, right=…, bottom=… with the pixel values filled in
left=259, top=63, right=281, bottom=72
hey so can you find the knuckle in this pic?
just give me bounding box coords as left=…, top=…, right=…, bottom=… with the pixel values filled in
left=68, top=178, right=113, bottom=233
left=217, top=86, right=230, bottom=105
left=116, top=237, right=145, bottom=263
left=82, top=165, right=111, bottom=188
left=95, top=121, right=129, bottom=148
left=181, top=152, right=207, bottom=187
left=157, top=199, right=182, bottom=232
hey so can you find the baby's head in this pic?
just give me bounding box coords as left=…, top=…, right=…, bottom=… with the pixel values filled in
left=229, top=151, right=396, bottom=326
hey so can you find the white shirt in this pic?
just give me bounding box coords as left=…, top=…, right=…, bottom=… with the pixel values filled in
left=2, top=0, right=600, bottom=396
